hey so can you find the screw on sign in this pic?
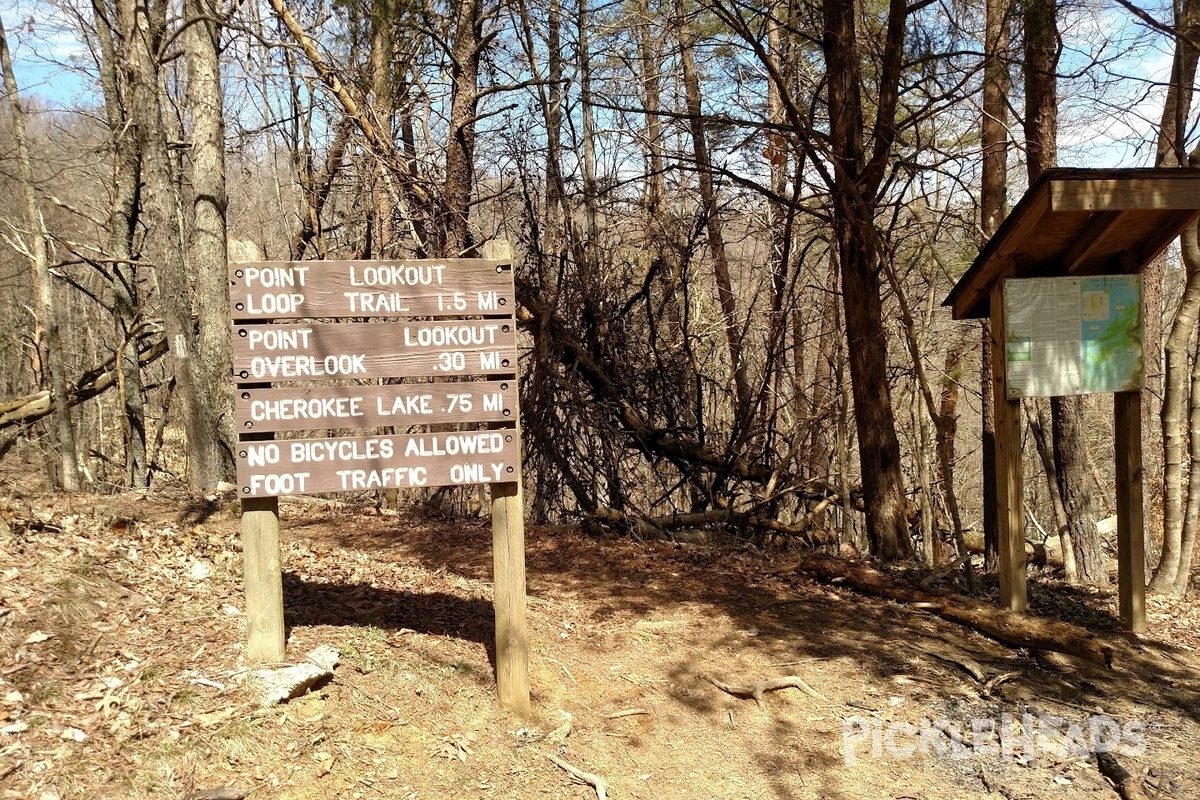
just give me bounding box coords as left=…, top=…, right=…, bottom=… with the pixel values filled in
left=229, top=251, right=529, bottom=715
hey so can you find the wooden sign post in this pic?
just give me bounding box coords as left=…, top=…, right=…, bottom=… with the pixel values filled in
left=231, top=242, right=528, bottom=713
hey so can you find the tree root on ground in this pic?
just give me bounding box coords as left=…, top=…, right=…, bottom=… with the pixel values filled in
left=702, top=673, right=825, bottom=706
left=546, top=753, right=607, bottom=800
left=1095, top=751, right=1149, bottom=800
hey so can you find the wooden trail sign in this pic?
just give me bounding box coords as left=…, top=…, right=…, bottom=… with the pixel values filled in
left=232, top=320, right=516, bottom=381
left=236, top=430, right=519, bottom=496
left=235, top=380, right=517, bottom=433
left=230, top=259, right=514, bottom=320
left=231, top=245, right=529, bottom=715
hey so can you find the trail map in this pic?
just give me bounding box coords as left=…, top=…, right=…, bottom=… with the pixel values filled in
left=1002, top=275, right=1144, bottom=398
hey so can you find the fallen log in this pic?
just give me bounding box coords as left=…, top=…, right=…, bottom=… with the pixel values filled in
left=793, top=554, right=1114, bottom=667
left=586, top=504, right=841, bottom=546
left=0, top=331, right=166, bottom=434
left=961, top=530, right=1063, bottom=568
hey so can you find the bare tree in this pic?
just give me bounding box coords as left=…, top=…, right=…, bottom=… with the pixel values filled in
left=1023, top=0, right=1106, bottom=585
left=183, top=0, right=236, bottom=484
left=979, top=0, right=1011, bottom=570
left=1151, top=0, right=1200, bottom=594
left=821, top=0, right=913, bottom=560
left=0, top=14, right=82, bottom=490
left=90, top=0, right=151, bottom=486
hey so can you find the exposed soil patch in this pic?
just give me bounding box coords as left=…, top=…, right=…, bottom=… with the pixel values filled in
left=1, top=489, right=1197, bottom=799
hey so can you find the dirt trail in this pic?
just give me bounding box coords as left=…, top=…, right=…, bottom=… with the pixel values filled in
left=1, top=490, right=1197, bottom=799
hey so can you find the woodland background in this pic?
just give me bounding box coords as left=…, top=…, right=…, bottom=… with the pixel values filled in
left=2, top=0, right=1200, bottom=593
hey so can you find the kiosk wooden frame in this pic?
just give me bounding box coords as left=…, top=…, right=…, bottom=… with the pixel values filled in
left=946, top=168, right=1200, bottom=632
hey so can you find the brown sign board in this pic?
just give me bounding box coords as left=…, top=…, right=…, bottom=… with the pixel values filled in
left=232, top=321, right=517, bottom=382
left=235, top=380, right=518, bottom=433
left=236, top=429, right=519, bottom=496
left=230, top=259, right=513, bottom=320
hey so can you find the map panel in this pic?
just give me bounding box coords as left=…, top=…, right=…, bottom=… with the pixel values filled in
left=1002, top=275, right=1144, bottom=398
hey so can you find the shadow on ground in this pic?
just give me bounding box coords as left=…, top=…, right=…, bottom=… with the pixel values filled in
left=282, top=571, right=498, bottom=672
left=309, top=511, right=1200, bottom=718
left=281, top=506, right=1200, bottom=799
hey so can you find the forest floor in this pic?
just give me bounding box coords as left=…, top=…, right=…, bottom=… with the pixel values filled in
left=2, top=482, right=1200, bottom=800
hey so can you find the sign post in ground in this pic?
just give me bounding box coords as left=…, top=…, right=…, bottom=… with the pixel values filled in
left=231, top=241, right=528, bottom=711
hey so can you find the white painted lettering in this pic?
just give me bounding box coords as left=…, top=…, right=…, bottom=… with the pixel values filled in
left=342, top=291, right=412, bottom=314
left=248, top=353, right=366, bottom=378
left=246, top=293, right=305, bottom=315
left=403, top=433, right=505, bottom=458
left=243, top=265, right=309, bottom=288
left=248, top=472, right=310, bottom=495
left=245, top=327, right=313, bottom=351
left=348, top=263, right=446, bottom=287
left=402, top=324, right=500, bottom=348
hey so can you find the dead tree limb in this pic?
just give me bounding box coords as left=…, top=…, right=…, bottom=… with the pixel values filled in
left=587, top=499, right=844, bottom=544
left=1095, top=751, right=1149, bottom=800
left=0, top=332, right=167, bottom=434
left=791, top=555, right=1114, bottom=667
left=517, top=279, right=771, bottom=484
left=603, top=708, right=648, bottom=719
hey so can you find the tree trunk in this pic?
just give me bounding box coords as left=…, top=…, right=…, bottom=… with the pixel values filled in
left=1024, top=0, right=1104, bottom=584
left=1027, top=401, right=1079, bottom=580
left=1053, top=397, right=1106, bottom=583
left=1022, top=0, right=1057, bottom=179
left=442, top=0, right=483, bottom=257
left=577, top=0, right=600, bottom=256
left=882, top=258, right=973, bottom=585
left=1150, top=0, right=1200, bottom=593
left=184, top=0, right=236, bottom=486
left=822, top=0, right=913, bottom=560
left=369, top=0, right=395, bottom=257
left=980, top=0, right=1011, bottom=569
left=1178, top=335, right=1200, bottom=592
left=936, top=342, right=966, bottom=566
left=1154, top=223, right=1200, bottom=591
left=122, top=0, right=221, bottom=491
left=0, top=16, right=81, bottom=490
left=92, top=0, right=149, bottom=487
left=676, top=0, right=751, bottom=425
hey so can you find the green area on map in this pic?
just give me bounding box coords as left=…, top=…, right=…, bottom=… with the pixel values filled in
left=1080, top=276, right=1144, bottom=393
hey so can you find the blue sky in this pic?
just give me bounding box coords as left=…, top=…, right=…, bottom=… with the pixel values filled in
left=3, top=0, right=95, bottom=107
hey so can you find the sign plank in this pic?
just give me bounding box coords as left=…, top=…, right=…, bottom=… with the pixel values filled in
left=230, top=259, right=513, bottom=320
left=236, top=429, right=520, bottom=496
left=235, top=380, right=518, bottom=433
left=232, top=320, right=517, bottom=382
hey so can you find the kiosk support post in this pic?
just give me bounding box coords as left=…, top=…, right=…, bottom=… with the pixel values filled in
left=990, top=280, right=1027, bottom=612
left=1114, top=391, right=1147, bottom=632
